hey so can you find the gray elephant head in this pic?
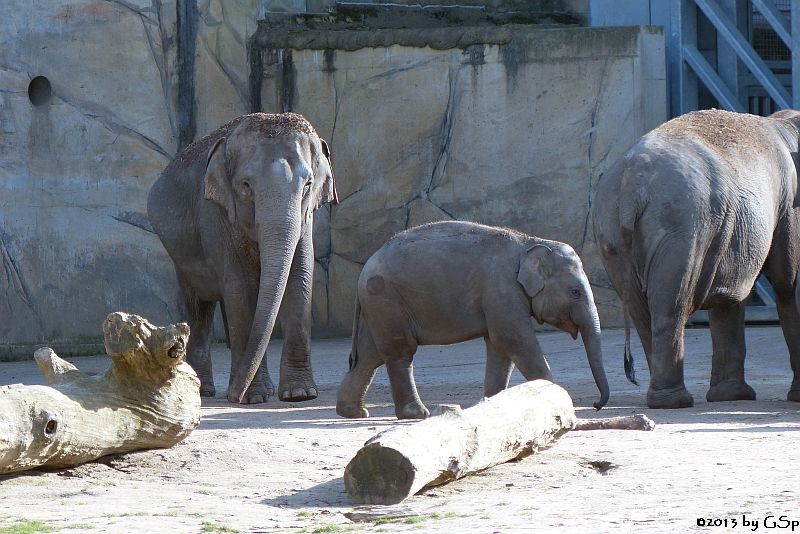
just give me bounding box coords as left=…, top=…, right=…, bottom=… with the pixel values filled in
left=202, top=113, right=337, bottom=402
left=517, top=242, right=609, bottom=409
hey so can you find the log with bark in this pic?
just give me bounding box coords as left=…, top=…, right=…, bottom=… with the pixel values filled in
left=344, top=380, right=654, bottom=505
left=0, top=312, right=201, bottom=474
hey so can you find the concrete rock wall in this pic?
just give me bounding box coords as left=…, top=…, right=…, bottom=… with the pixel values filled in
left=0, top=0, right=255, bottom=355
left=0, top=0, right=666, bottom=352
left=255, top=25, right=666, bottom=335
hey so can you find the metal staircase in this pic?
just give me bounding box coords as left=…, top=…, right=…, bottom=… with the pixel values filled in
left=671, top=0, right=798, bottom=114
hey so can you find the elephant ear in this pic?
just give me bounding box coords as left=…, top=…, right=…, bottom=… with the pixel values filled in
left=517, top=244, right=550, bottom=299
left=203, top=137, right=236, bottom=223
left=317, top=138, right=338, bottom=206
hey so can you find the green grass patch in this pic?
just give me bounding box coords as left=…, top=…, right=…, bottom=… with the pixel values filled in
left=312, top=526, right=341, bottom=533
left=100, top=512, right=148, bottom=518
left=0, top=520, right=56, bottom=534
left=200, top=523, right=238, bottom=533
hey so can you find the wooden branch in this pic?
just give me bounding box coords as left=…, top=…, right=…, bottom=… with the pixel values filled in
left=0, top=312, right=201, bottom=474
left=344, top=380, right=576, bottom=505
left=573, top=414, right=655, bottom=431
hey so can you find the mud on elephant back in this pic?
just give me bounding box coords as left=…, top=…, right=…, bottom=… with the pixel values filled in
left=336, top=220, right=609, bottom=420
left=147, top=113, right=337, bottom=404
left=593, top=108, right=800, bottom=409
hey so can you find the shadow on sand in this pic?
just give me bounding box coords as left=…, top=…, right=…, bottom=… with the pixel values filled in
left=260, top=477, right=351, bottom=509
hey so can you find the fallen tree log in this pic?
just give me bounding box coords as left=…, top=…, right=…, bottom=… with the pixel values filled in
left=344, top=380, right=577, bottom=505
left=0, top=312, right=201, bottom=474
left=573, top=413, right=655, bottom=431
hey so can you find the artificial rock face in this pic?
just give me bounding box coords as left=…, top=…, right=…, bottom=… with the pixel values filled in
left=254, top=25, right=666, bottom=334
left=1, top=1, right=665, bottom=350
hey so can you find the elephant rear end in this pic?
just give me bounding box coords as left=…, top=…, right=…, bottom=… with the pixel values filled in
left=593, top=109, right=798, bottom=408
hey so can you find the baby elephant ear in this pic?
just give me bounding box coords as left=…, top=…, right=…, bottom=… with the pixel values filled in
left=318, top=138, right=338, bottom=205
left=517, top=244, right=550, bottom=298
left=203, top=137, right=236, bottom=223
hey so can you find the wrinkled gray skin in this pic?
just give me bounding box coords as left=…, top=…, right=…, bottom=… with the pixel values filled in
left=593, top=109, right=800, bottom=409
left=147, top=113, right=337, bottom=403
left=336, top=221, right=609, bottom=419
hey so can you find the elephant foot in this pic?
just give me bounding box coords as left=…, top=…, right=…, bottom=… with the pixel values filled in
left=336, top=401, right=369, bottom=419
left=395, top=401, right=430, bottom=420
left=646, top=386, right=694, bottom=409
left=787, top=388, right=800, bottom=402
left=227, top=380, right=274, bottom=404
left=706, top=380, right=756, bottom=402
left=278, top=369, right=318, bottom=402
left=199, top=383, right=216, bottom=398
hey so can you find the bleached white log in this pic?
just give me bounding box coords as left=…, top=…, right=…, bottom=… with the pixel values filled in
left=344, top=380, right=576, bottom=505
left=0, top=312, right=201, bottom=474
left=573, top=413, right=655, bottom=431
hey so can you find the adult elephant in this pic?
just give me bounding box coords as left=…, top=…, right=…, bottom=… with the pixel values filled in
left=593, top=109, right=800, bottom=408
left=148, top=113, right=337, bottom=404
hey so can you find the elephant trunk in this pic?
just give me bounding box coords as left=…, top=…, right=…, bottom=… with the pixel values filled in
left=579, top=307, right=610, bottom=410
left=227, top=204, right=302, bottom=403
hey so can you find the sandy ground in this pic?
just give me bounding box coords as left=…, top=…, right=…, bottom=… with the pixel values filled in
left=0, top=326, right=799, bottom=533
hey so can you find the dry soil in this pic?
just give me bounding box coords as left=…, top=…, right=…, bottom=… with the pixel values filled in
left=0, top=326, right=798, bottom=533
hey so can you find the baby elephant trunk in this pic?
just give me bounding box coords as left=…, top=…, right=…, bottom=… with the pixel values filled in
left=579, top=315, right=610, bottom=410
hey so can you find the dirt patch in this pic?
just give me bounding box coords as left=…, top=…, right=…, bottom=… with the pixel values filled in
left=0, top=327, right=798, bottom=532
left=657, top=108, right=765, bottom=152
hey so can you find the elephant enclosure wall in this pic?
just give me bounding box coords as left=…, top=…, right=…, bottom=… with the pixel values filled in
left=0, top=1, right=666, bottom=351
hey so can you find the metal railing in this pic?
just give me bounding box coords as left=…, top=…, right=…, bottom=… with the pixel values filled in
left=671, top=0, right=799, bottom=115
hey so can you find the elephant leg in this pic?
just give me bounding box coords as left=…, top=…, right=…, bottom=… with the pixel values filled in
left=644, top=241, right=697, bottom=409
left=774, top=286, right=800, bottom=401
left=706, top=301, right=755, bottom=402
left=627, top=286, right=654, bottom=369
left=646, top=292, right=694, bottom=409
left=385, top=355, right=428, bottom=420
left=776, top=292, right=800, bottom=402
left=765, top=240, right=800, bottom=402
left=366, top=317, right=427, bottom=419
left=484, top=300, right=553, bottom=383
left=224, top=279, right=274, bottom=404
left=179, top=278, right=217, bottom=397
left=336, top=320, right=383, bottom=418
left=484, top=336, right=514, bottom=397
left=276, top=222, right=317, bottom=402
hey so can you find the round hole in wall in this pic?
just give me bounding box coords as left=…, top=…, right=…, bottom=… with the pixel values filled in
left=28, top=76, right=52, bottom=106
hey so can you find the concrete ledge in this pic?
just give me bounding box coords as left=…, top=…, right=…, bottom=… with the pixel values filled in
left=0, top=342, right=106, bottom=362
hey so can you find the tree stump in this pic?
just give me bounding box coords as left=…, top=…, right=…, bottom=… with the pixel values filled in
left=344, top=380, right=576, bottom=505
left=0, top=312, right=201, bottom=474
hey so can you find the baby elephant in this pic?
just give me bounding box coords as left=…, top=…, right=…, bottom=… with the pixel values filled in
left=336, top=220, right=609, bottom=419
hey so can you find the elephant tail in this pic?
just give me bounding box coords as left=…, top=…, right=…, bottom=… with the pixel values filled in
left=348, top=293, right=361, bottom=371
left=622, top=302, right=637, bottom=385
left=619, top=166, right=642, bottom=386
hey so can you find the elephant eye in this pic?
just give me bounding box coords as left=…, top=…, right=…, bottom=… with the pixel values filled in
left=241, top=180, right=251, bottom=191
left=570, top=288, right=582, bottom=298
